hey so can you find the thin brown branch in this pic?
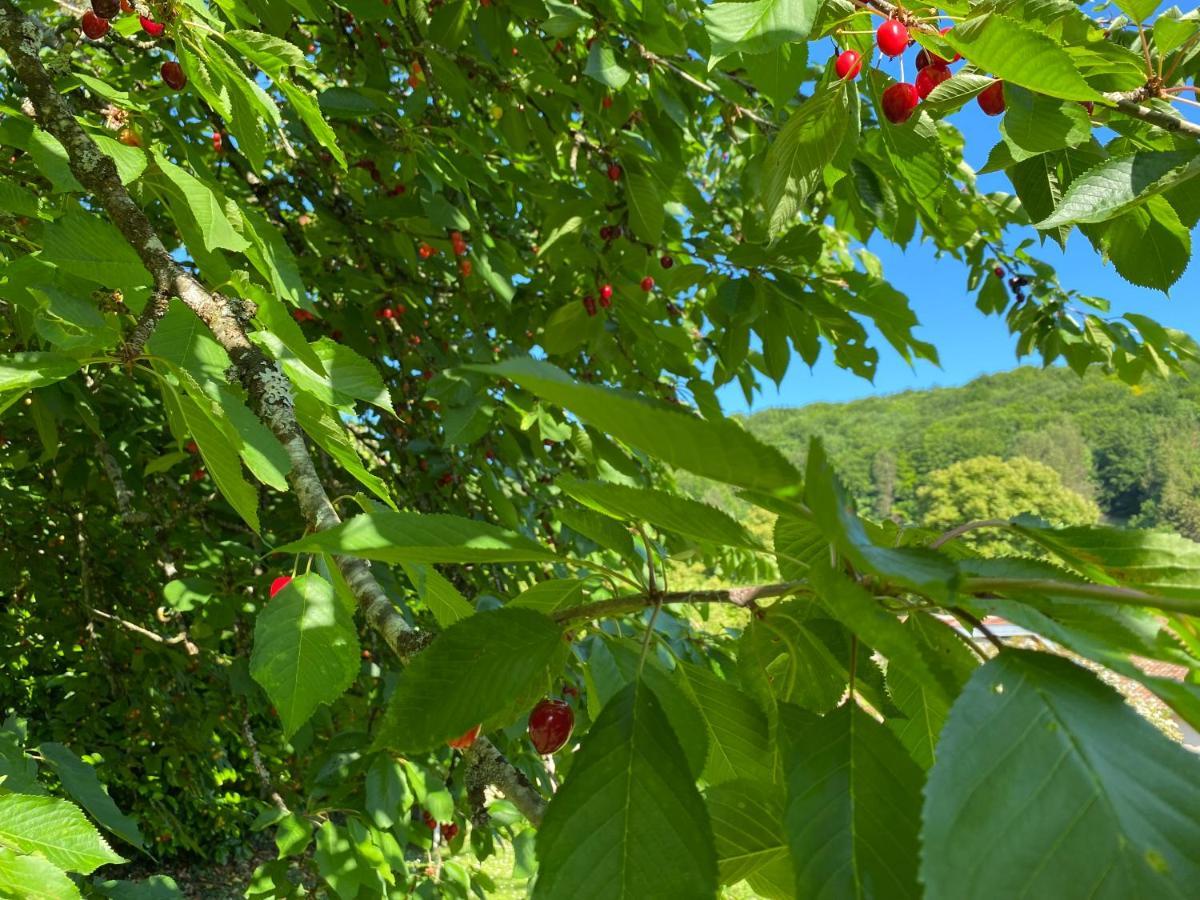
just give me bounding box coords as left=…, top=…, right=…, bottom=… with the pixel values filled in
left=88, top=607, right=200, bottom=655
left=554, top=581, right=807, bottom=624
left=928, top=518, right=1010, bottom=549
left=119, top=288, right=170, bottom=365
left=463, top=737, right=547, bottom=827
left=242, top=713, right=291, bottom=814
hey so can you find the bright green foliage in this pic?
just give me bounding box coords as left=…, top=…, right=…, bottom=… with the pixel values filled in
left=917, top=456, right=1101, bottom=554
left=1, top=0, right=1200, bottom=895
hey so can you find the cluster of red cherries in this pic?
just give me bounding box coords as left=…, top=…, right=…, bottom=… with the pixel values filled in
left=835, top=19, right=1005, bottom=124
left=81, top=0, right=187, bottom=91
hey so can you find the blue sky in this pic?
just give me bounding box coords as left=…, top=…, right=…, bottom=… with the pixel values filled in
left=718, top=57, right=1200, bottom=414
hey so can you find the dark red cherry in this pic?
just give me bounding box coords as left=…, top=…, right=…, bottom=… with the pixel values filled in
left=528, top=699, right=574, bottom=754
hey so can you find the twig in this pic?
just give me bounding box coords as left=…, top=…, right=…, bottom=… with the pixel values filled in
left=242, top=713, right=290, bottom=814
left=88, top=607, right=200, bottom=655
left=119, top=288, right=170, bottom=365
left=949, top=605, right=1004, bottom=653
left=553, top=581, right=806, bottom=624
left=928, top=518, right=1010, bottom=549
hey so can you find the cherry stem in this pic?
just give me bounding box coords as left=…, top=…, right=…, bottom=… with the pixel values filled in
left=1170, top=95, right=1200, bottom=111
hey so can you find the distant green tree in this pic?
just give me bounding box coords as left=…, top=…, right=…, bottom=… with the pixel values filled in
left=1135, top=425, right=1200, bottom=541
left=916, top=456, right=1101, bottom=556
left=1010, top=421, right=1097, bottom=502
left=872, top=449, right=898, bottom=520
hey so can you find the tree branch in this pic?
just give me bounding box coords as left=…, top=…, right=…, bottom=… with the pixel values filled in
left=554, top=580, right=807, bottom=624
left=928, top=518, right=1010, bottom=549
left=464, top=737, right=547, bottom=827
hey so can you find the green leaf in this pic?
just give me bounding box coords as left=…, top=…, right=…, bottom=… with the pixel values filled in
left=373, top=608, right=567, bottom=752
left=278, top=82, right=347, bottom=170
left=41, top=209, right=151, bottom=289
left=1092, top=195, right=1190, bottom=293
left=249, top=574, right=360, bottom=737
left=177, top=392, right=261, bottom=532
left=740, top=42, right=808, bottom=109
left=152, top=152, right=250, bottom=253
left=583, top=43, right=631, bottom=89
left=1114, top=0, right=1160, bottom=22
left=922, top=650, right=1200, bottom=898
left=38, top=744, right=143, bottom=849
left=805, top=438, right=956, bottom=599
left=707, top=779, right=792, bottom=896
left=293, top=392, right=394, bottom=509
left=780, top=703, right=923, bottom=899
left=509, top=578, right=588, bottom=614
left=92, top=135, right=147, bottom=185
left=0, top=847, right=80, bottom=900
left=401, top=562, right=474, bottom=627
left=942, top=14, right=1102, bottom=101
left=273, top=814, right=313, bottom=859
left=557, top=477, right=763, bottom=550
left=260, top=333, right=394, bottom=415
left=884, top=615, right=979, bottom=769
left=534, top=679, right=718, bottom=899
left=92, top=875, right=183, bottom=900
left=223, top=30, right=311, bottom=77
left=364, top=756, right=412, bottom=829
left=674, top=661, right=772, bottom=786
left=0, top=353, right=80, bottom=394
left=0, top=794, right=124, bottom=874
left=626, top=172, right=664, bottom=244
left=1000, top=85, right=1092, bottom=156
left=738, top=600, right=849, bottom=714
left=762, top=83, right=851, bottom=234
left=704, top=0, right=820, bottom=63
left=773, top=513, right=828, bottom=578
left=920, top=72, right=995, bottom=117
left=466, top=359, right=802, bottom=493
left=810, top=563, right=946, bottom=709
left=1035, top=149, right=1200, bottom=229
left=276, top=509, right=558, bottom=564
left=1009, top=519, right=1200, bottom=602
left=0, top=180, right=40, bottom=217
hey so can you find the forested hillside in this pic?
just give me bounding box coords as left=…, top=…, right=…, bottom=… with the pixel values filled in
left=691, top=366, right=1200, bottom=539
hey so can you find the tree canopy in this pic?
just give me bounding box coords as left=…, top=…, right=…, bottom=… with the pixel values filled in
left=2, top=0, right=1200, bottom=897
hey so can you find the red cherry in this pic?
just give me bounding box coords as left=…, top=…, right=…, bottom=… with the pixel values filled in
left=876, top=20, right=908, bottom=58
left=460, top=260, right=473, bottom=276
left=915, top=65, right=951, bottom=99
left=978, top=81, right=1005, bottom=116
left=601, top=96, right=613, bottom=109
left=191, top=468, right=206, bottom=482
left=660, top=255, right=674, bottom=269
left=212, top=132, right=224, bottom=153
left=139, top=15, right=165, bottom=37
left=447, top=724, right=481, bottom=749
left=291, top=308, right=316, bottom=323
left=1081, top=100, right=1095, bottom=116
left=449, top=230, right=463, bottom=244
left=607, top=163, right=622, bottom=181
left=442, top=823, right=459, bottom=841
left=599, top=284, right=613, bottom=301
left=993, top=266, right=1005, bottom=278
left=92, top=0, right=120, bottom=16
left=583, top=295, right=597, bottom=316
left=640, top=276, right=654, bottom=292
left=408, top=75, right=420, bottom=89
left=269, top=575, right=292, bottom=598
left=185, top=440, right=199, bottom=454
left=82, top=10, right=110, bottom=40
left=376, top=307, right=394, bottom=320
left=940, top=27, right=961, bottom=62
left=161, top=61, right=187, bottom=91
left=389, top=184, right=407, bottom=196
left=411, top=61, right=422, bottom=75
left=528, top=699, right=574, bottom=755
left=422, top=810, right=437, bottom=829
left=120, top=0, right=132, bottom=11
left=418, top=243, right=434, bottom=259
left=835, top=50, right=862, bottom=80
left=881, top=82, right=919, bottom=124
